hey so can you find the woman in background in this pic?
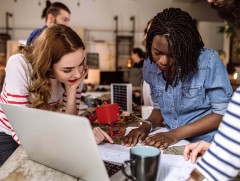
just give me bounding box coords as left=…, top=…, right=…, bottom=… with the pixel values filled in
left=129, top=47, right=145, bottom=88
left=129, top=48, right=146, bottom=105
left=0, top=24, right=113, bottom=166
left=131, top=48, right=145, bottom=68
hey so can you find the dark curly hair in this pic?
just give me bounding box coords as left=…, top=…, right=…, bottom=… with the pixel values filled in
left=210, top=0, right=240, bottom=21
left=146, top=8, right=204, bottom=88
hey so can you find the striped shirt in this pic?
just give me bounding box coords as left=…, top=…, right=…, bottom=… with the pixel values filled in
left=0, top=54, right=83, bottom=144
left=196, top=87, right=240, bottom=180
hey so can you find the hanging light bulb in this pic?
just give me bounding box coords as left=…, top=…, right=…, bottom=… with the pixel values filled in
left=38, top=0, right=41, bottom=6
left=77, top=0, right=80, bottom=6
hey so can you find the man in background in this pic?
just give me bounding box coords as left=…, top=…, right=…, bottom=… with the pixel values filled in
left=26, top=1, right=71, bottom=45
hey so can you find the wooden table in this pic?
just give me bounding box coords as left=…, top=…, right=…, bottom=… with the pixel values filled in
left=0, top=145, right=185, bottom=181
left=0, top=146, right=80, bottom=181
left=0, top=114, right=185, bottom=181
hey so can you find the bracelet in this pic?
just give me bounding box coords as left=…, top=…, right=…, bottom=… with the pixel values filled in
left=142, top=119, right=156, bottom=132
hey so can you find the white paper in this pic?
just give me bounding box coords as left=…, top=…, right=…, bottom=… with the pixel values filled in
left=158, top=154, right=195, bottom=181
left=98, top=144, right=195, bottom=181
left=98, top=127, right=194, bottom=180
left=99, top=127, right=190, bottom=164
left=98, top=143, right=130, bottom=163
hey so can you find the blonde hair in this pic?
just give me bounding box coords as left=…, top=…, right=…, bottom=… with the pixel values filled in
left=18, top=24, right=85, bottom=110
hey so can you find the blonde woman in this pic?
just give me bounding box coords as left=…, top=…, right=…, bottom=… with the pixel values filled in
left=0, top=24, right=113, bottom=166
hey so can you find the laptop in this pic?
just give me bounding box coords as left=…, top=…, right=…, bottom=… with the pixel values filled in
left=0, top=103, right=124, bottom=181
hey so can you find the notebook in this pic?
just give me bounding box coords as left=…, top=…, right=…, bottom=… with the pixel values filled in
left=0, top=103, right=124, bottom=181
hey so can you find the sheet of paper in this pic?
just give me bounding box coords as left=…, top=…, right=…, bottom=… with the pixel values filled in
left=98, top=143, right=130, bottom=163
left=99, top=127, right=190, bottom=164
left=158, top=154, right=195, bottom=181
left=98, top=127, right=194, bottom=180
left=98, top=143, right=195, bottom=181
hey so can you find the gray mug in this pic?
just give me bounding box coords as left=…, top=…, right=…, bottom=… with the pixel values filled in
left=122, top=146, right=160, bottom=181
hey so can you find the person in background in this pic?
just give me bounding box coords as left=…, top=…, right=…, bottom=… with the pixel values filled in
left=208, top=0, right=240, bottom=21
left=129, top=47, right=145, bottom=86
left=184, top=0, right=240, bottom=180
left=0, top=25, right=113, bottom=166
left=131, top=48, right=145, bottom=69
left=129, top=48, right=145, bottom=105
left=26, top=1, right=71, bottom=45
left=122, top=8, right=232, bottom=149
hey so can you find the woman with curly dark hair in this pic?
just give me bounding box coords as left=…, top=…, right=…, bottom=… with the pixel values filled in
left=208, top=0, right=240, bottom=21
left=122, top=8, right=232, bottom=150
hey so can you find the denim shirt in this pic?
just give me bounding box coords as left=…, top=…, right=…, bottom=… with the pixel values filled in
left=143, top=48, right=233, bottom=142
left=26, top=25, right=47, bottom=46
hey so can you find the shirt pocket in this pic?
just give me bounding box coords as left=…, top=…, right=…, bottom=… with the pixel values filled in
left=150, top=86, right=164, bottom=108
left=180, top=86, right=204, bottom=109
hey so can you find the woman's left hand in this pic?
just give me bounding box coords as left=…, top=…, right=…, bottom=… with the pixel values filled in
left=93, top=127, right=114, bottom=144
left=143, top=131, right=179, bottom=149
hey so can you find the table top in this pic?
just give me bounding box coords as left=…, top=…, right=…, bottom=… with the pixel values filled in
left=0, top=112, right=184, bottom=181
left=0, top=145, right=185, bottom=181
left=0, top=146, right=79, bottom=181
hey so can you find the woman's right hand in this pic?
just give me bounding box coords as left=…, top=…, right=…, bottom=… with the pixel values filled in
left=183, top=140, right=211, bottom=164
left=121, top=122, right=151, bottom=147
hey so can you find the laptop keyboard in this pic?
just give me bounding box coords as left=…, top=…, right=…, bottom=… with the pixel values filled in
left=104, top=161, right=122, bottom=177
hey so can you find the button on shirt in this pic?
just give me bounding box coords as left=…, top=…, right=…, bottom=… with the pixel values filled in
left=143, top=48, right=233, bottom=142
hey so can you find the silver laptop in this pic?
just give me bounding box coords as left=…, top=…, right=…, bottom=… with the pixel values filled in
left=0, top=103, right=123, bottom=181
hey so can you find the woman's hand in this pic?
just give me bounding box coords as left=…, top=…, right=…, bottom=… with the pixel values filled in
left=121, top=122, right=151, bottom=147
left=63, top=67, right=88, bottom=115
left=183, top=141, right=211, bottom=164
left=143, top=131, right=179, bottom=149
left=93, top=127, right=114, bottom=144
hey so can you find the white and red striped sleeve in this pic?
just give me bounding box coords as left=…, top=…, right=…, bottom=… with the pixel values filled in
left=0, top=54, right=31, bottom=143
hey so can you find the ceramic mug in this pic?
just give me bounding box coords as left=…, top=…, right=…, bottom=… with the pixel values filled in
left=122, top=146, right=160, bottom=181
